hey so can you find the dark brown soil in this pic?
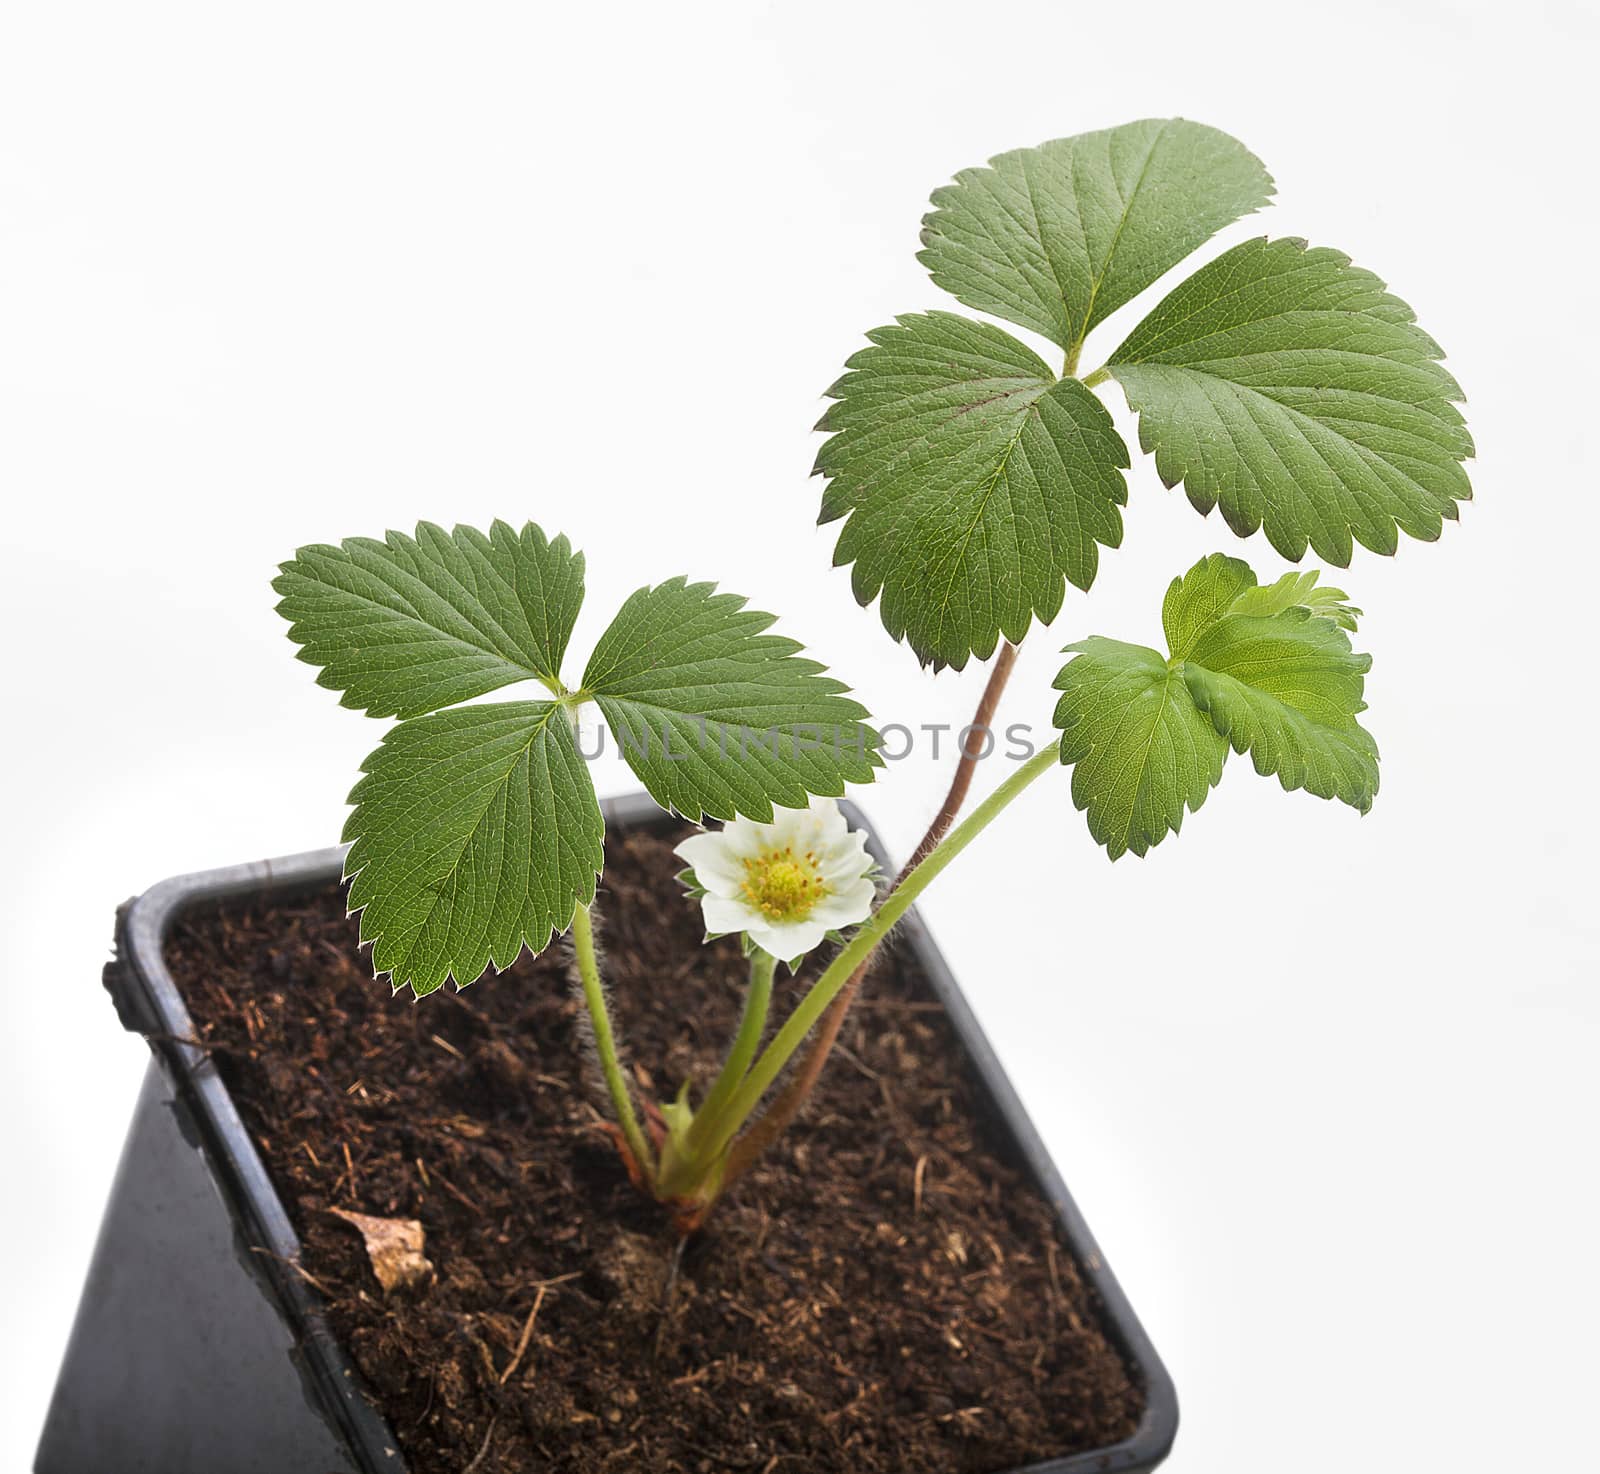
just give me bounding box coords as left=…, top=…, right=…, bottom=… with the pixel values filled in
left=164, top=823, right=1143, bottom=1473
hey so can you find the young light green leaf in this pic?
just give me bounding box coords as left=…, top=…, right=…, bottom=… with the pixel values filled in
left=1227, top=569, right=1360, bottom=630
left=815, top=311, right=1128, bottom=670
left=1163, top=553, right=1361, bottom=658
left=1161, top=551, right=1259, bottom=661
left=343, top=702, right=603, bottom=996
left=1052, top=637, right=1227, bottom=860
left=919, top=119, right=1273, bottom=357
left=1182, top=610, right=1378, bottom=811
left=1106, top=237, right=1473, bottom=564
left=581, top=578, right=880, bottom=822
left=1055, top=553, right=1380, bottom=858
left=1162, top=553, right=1377, bottom=807
left=275, top=521, right=585, bottom=718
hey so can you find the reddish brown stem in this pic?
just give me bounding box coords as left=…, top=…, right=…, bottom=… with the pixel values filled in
left=898, top=640, right=1019, bottom=875
left=722, top=642, right=1019, bottom=1187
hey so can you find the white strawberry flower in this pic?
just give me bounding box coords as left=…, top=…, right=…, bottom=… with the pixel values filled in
left=675, top=797, right=876, bottom=960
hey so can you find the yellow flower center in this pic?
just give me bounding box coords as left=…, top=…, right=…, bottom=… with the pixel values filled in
left=739, top=846, right=830, bottom=924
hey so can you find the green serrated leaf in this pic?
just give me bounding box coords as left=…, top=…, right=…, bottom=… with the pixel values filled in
left=1052, top=637, right=1227, bottom=860
left=274, top=520, right=585, bottom=718
left=343, top=701, right=603, bottom=996
left=1161, top=551, right=1259, bottom=661
left=1182, top=609, right=1378, bottom=811
left=1164, top=553, right=1360, bottom=658
left=1055, top=553, right=1381, bottom=858
left=919, top=118, right=1273, bottom=357
left=1106, top=237, right=1473, bottom=564
left=815, top=311, right=1128, bottom=670
left=1227, top=569, right=1360, bottom=630
left=581, top=578, right=880, bottom=821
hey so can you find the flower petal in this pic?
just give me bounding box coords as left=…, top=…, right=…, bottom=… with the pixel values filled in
left=699, top=893, right=757, bottom=937
left=809, top=797, right=849, bottom=845
left=717, top=814, right=769, bottom=858
left=778, top=798, right=846, bottom=854
left=674, top=830, right=747, bottom=897
left=817, top=830, right=873, bottom=887
left=811, top=877, right=876, bottom=928
left=747, top=915, right=830, bottom=960
left=763, top=805, right=813, bottom=851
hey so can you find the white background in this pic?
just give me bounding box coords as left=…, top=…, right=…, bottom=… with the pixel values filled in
left=2, top=2, right=1595, bottom=1469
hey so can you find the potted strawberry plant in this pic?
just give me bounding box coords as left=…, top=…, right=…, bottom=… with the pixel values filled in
left=41, top=118, right=1470, bottom=1474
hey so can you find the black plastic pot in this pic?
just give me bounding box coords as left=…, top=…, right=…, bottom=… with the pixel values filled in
left=38, top=793, right=1178, bottom=1474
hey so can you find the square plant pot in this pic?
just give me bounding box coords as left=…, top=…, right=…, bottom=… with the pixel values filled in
left=37, top=793, right=1177, bottom=1474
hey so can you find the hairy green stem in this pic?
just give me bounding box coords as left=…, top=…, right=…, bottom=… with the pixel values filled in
left=720, top=640, right=1021, bottom=1190
left=687, top=949, right=776, bottom=1154
left=695, top=743, right=1061, bottom=1168
left=1081, top=364, right=1110, bottom=389
left=571, top=902, right=655, bottom=1185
